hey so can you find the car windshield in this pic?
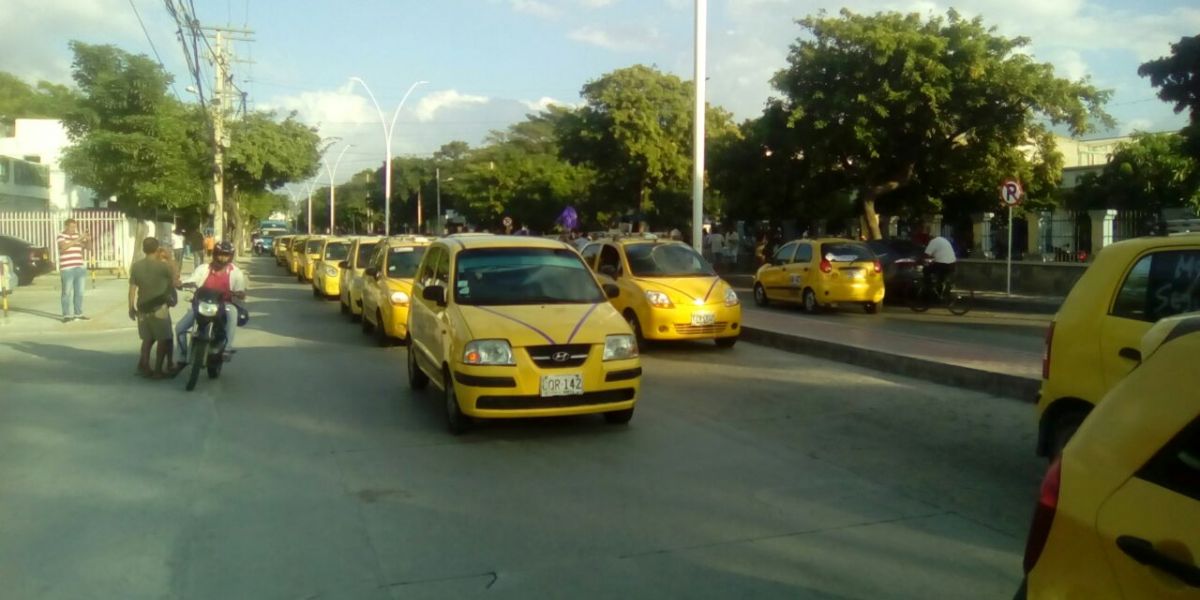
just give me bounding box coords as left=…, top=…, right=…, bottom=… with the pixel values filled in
left=454, top=247, right=605, bottom=305
left=356, top=242, right=378, bottom=266
left=625, top=243, right=715, bottom=277
left=324, top=242, right=349, bottom=261
left=821, top=242, right=875, bottom=262
left=386, top=246, right=427, bottom=278
left=305, top=240, right=322, bottom=253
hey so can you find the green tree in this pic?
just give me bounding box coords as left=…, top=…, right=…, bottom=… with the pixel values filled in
left=1140, top=34, right=1200, bottom=160
left=0, top=72, right=79, bottom=122
left=558, top=65, right=737, bottom=228
left=1072, top=132, right=1200, bottom=212
left=225, top=110, right=321, bottom=246
left=59, top=42, right=210, bottom=218
left=771, top=9, right=1113, bottom=239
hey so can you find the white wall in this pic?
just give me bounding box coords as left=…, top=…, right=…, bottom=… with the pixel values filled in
left=0, top=119, right=96, bottom=210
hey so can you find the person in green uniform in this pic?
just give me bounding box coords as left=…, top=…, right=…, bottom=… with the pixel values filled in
left=129, top=237, right=181, bottom=378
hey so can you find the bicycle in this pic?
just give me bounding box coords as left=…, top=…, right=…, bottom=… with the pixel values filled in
left=905, top=272, right=973, bottom=316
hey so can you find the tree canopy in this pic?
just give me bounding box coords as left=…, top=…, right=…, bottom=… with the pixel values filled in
left=1073, top=132, right=1200, bottom=213
left=1140, top=34, right=1200, bottom=161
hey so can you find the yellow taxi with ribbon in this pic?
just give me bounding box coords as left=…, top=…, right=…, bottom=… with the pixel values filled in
left=753, top=237, right=885, bottom=313
left=361, top=235, right=433, bottom=346
left=339, top=236, right=383, bottom=319
left=311, top=237, right=352, bottom=299
left=580, top=234, right=740, bottom=347
left=407, top=234, right=641, bottom=434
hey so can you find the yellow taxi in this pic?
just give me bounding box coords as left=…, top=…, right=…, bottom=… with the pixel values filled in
left=753, top=237, right=885, bottom=314
left=338, top=236, right=383, bottom=319
left=361, top=236, right=433, bottom=346
left=1037, top=234, right=1200, bottom=457
left=407, top=234, right=641, bottom=434
left=274, top=234, right=293, bottom=267
left=311, top=237, right=352, bottom=299
left=296, top=235, right=326, bottom=283
left=287, top=235, right=309, bottom=275
left=580, top=234, right=741, bottom=347
left=1017, top=312, right=1200, bottom=599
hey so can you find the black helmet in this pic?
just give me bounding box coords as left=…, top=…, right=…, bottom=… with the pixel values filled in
left=214, top=241, right=235, bottom=256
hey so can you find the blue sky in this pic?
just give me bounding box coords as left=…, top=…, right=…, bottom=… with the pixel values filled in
left=3, top=0, right=1197, bottom=182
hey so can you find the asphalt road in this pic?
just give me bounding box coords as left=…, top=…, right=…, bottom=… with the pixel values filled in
left=0, top=257, right=1044, bottom=599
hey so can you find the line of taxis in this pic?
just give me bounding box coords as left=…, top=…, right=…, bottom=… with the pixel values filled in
left=271, top=232, right=742, bottom=435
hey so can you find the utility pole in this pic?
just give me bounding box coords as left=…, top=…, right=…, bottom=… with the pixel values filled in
left=201, top=25, right=254, bottom=245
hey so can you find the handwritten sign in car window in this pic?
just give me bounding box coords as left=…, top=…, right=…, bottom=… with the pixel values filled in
left=1148, top=251, right=1200, bottom=321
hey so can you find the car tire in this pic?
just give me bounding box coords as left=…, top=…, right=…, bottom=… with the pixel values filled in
left=361, top=310, right=373, bottom=334
left=802, top=288, right=818, bottom=314
left=753, top=283, right=769, bottom=307
left=1049, top=410, right=1087, bottom=460
left=604, top=407, right=634, bottom=425
left=715, top=336, right=737, bottom=348
left=444, top=367, right=470, bottom=435
left=625, top=310, right=646, bottom=348
left=340, top=298, right=349, bottom=315
left=296, top=272, right=304, bottom=283
left=407, top=345, right=429, bottom=390
left=312, top=285, right=321, bottom=298
left=864, top=302, right=879, bottom=314
left=375, top=311, right=391, bottom=347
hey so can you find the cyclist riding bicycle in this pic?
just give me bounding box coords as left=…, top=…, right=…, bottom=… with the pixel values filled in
left=922, top=234, right=957, bottom=297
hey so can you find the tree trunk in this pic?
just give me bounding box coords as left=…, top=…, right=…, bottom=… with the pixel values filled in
left=860, top=165, right=914, bottom=241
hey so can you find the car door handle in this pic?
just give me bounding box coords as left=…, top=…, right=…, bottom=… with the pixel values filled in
left=1118, top=347, right=1142, bottom=362
left=1117, top=535, right=1200, bottom=587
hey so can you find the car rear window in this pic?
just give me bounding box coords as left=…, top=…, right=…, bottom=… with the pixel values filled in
left=356, top=242, right=378, bottom=266
left=305, top=240, right=322, bottom=253
left=387, top=246, right=427, bottom=278
left=324, top=242, right=349, bottom=261
left=821, top=242, right=875, bottom=262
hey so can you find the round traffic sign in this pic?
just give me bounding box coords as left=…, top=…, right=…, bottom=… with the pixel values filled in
left=502, top=216, right=513, bottom=227
left=1000, top=179, right=1023, bottom=206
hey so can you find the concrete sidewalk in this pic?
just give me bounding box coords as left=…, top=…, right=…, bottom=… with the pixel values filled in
left=0, top=272, right=136, bottom=337
left=737, top=306, right=1042, bottom=401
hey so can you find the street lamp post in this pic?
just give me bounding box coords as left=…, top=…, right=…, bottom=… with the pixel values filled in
left=692, top=0, right=707, bottom=251
left=303, top=179, right=319, bottom=234
left=324, top=144, right=352, bottom=234
left=435, top=167, right=454, bottom=235
left=349, top=77, right=429, bottom=237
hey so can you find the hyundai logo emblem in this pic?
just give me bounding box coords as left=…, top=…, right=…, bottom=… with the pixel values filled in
left=552, top=351, right=571, bottom=363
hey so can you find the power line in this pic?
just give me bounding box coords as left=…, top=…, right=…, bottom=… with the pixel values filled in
left=127, top=0, right=180, bottom=100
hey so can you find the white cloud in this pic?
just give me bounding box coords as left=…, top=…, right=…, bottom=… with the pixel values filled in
left=580, top=0, right=617, bottom=7
left=521, top=96, right=574, bottom=111
left=412, top=90, right=491, bottom=123
left=261, top=84, right=377, bottom=126
left=568, top=25, right=659, bottom=51
left=511, top=0, right=560, bottom=19
left=1121, top=118, right=1153, bottom=136
left=0, top=0, right=144, bottom=84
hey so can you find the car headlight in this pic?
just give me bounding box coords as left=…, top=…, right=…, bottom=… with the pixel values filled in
left=645, top=290, right=674, bottom=308
left=390, top=291, right=410, bottom=305
left=324, top=265, right=338, bottom=277
left=603, top=334, right=638, bottom=361
left=724, top=287, right=739, bottom=307
left=463, top=340, right=515, bottom=365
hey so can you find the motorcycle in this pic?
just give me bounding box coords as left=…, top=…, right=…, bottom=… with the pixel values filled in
left=181, top=284, right=245, bottom=391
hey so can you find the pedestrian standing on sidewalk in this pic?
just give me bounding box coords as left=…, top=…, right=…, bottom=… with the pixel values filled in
left=172, top=229, right=185, bottom=271
left=129, top=237, right=181, bottom=379
left=56, top=218, right=90, bottom=323
left=187, top=227, right=205, bottom=269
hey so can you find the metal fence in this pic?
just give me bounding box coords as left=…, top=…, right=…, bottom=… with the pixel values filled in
left=0, top=210, right=131, bottom=272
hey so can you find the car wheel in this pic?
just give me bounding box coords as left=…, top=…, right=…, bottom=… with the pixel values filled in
left=361, top=310, right=373, bottom=334
left=340, top=298, right=349, bottom=315
left=802, top=288, right=818, bottom=314
left=444, top=367, right=470, bottom=435
left=375, top=311, right=391, bottom=347
left=296, top=272, right=304, bottom=283
left=864, top=302, right=879, bottom=314
left=604, top=407, right=634, bottom=425
left=625, top=310, right=646, bottom=347
left=312, top=285, right=321, bottom=298
left=407, top=345, right=429, bottom=390
left=715, top=336, right=737, bottom=348
left=1049, top=411, right=1087, bottom=460
left=753, top=283, right=769, bottom=307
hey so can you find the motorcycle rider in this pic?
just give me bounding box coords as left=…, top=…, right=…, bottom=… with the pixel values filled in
left=174, top=241, right=247, bottom=367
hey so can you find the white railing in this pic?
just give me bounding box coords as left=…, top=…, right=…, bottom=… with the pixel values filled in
left=0, top=210, right=132, bottom=272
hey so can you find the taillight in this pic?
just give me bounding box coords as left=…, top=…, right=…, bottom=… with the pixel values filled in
left=873, top=260, right=882, bottom=274
left=1042, top=322, right=1055, bottom=380
left=819, top=259, right=832, bottom=274
left=1023, top=457, right=1062, bottom=573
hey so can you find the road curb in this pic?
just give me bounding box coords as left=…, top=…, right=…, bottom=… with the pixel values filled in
left=740, top=326, right=1039, bottom=401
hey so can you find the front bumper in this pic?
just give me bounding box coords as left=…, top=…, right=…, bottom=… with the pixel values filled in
left=316, top=273, right=340, bottom=296
left=641, top=303, right=741, bottom=341
left=384, top=304, right=410, bottom=339
left=453, top=356, right=641, bottom=419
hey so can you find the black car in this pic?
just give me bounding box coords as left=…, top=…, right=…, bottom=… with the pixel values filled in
left=0, top=235, right=53, bottom=285
left=866, top=238, right=925, bottom=295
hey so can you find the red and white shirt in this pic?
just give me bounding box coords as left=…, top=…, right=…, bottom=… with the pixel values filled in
left=57, top=232, right=85, bottom=270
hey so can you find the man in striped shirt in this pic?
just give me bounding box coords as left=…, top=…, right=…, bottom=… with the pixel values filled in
left=57, top=218, right=89, bottom=323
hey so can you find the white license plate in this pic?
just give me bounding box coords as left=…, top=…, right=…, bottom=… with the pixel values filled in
left=691, top=312, right=716, bottom=326
left=540, top=374, right=584, bottom=397
left=846, top=268, right=864, bottom=279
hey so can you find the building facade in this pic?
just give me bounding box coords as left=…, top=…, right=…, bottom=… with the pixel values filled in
left=0, top=119, right=96, bottom=211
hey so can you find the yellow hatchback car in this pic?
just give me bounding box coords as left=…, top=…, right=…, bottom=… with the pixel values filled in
left=1018, top=313, right=1200, bottom=599
left=338, top=236, right=383, bottom=319
left=407, top=235, right=641, bottom=434
left=287, top=235, right=308, bottom=275
left=753, top=237, right=885, bottom=313
left=274, top=235, right=293, bottom=267
left=1037, top=234, right=1200, bottom=458
left=580, top=234, right=741, bottom=347
left=296, top=235, right=325, bottom=282
left=311, top=237, right=352, bottom=299
left=361, top=236, right=432, bottom=346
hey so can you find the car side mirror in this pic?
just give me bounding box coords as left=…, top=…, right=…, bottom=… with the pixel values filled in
left=364, top=267, right=378, bottom=278
left=1118, top=347, right=1142, bottom=363
left=422, top=285, right=447, bottom=306
left=602, top=283, right=620, bottom=299
left=338, top=260, right=349, bottom=269
left=599, top=264, right=619, bottom=278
